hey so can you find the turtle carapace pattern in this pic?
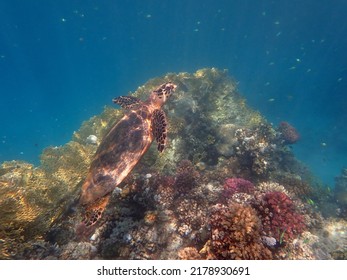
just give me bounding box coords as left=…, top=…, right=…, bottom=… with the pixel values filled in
left=77, top=82, right=177, bottom=237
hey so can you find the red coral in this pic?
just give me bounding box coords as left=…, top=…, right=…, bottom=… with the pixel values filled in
left=278, top=122, right=300, bottom=144
left=258, top=191, right=305, bottom=241
left=222, top=177, right=255, bottom=198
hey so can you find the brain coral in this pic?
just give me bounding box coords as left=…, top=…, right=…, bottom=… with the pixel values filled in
left=210, top=203, right=272, bottom=260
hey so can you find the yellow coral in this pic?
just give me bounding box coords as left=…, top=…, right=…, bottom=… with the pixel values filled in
left=0, top=107, right=125, bottom=258
left=247, top=111, right=264, bottom=128
left=194, top=69, right=205, bottom=78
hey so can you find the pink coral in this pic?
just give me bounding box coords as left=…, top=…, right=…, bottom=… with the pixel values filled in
left=222, top=177, right=255, bottom=198
left=278, top=122, right=300, bottom=144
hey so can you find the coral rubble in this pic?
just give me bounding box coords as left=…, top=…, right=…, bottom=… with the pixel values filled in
left=0, top=68, right=345, bottom=260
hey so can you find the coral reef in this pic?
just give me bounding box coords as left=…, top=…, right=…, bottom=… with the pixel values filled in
left=222, top=177, right=255, bottom=198
left=0, top=68, right=345, bottom=260
left=335, top=168, right=347, bottom=211
left=277, top=121, right=300, bottom=144
left=272, top=172, right=313, bottom=198
left=0, top=143, right=92, bottom=259
left=0, top=107, right=120, bottom=259
left=173, top=159, right=200, bottom=194
left=322, top=219, right=347, bottom=258
left=255, top=191, right=306, bottom=241
left=178, top=247, right=202, bottom=260
left=234, top=124, right=278, bottom=176
left=256, top=181, right=289, bottom=195
left=209, top=203, right=272, bottom=260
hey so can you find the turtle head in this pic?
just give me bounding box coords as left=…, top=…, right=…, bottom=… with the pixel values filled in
left=149, top=82, right=177, bottom=107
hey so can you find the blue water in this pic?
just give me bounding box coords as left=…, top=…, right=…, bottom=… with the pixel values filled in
left=0, top=0, right=346, bottom=186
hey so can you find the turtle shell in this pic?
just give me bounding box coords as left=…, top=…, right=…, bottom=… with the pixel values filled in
left=80, top=105, right=153, bottom=205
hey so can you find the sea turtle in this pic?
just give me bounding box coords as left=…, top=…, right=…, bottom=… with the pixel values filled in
left=76, top=82, right=177, bottom=237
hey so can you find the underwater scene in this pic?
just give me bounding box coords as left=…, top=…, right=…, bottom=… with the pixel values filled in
left=0, top=1, right=347, bottom=260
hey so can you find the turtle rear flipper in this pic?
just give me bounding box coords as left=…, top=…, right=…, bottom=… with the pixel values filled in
left=152, top=109, right=167, bottom=152
left=113, top=96, right=142, bottom=109
left=75, top=195, right=110, bottom=241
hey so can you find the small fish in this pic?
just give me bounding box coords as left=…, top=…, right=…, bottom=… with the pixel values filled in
left=306, top=198, right=315, bottom=205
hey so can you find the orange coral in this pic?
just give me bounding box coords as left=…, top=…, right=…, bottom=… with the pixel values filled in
left=178, top=247, right=202, bottom=260
left=210, top=203, right=272, bottom=260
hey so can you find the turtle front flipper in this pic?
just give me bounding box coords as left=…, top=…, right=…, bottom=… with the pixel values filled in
left=152, top=109, right=168, bottom=152
left=113, top=96, right=142, bottom=109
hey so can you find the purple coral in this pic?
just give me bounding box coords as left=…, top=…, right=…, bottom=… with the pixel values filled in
left=222, top=177, right=255, bottom=198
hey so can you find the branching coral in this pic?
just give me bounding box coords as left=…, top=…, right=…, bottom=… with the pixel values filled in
left=256, top=181, right=289, bottom=195
left=222, top=177, right=255, bottom=198
left=175, top=198, right=207, bottom=234
left=273, top=173, right=313, bottom=198
left=209, top=203, right=272, bottom=260
left=150, top=175, right=176, bottom=208
left=256, top=191, right=306, bottom=241
left=220, top=177, right=255, bottom=205
left=0, top=68, right=334, bottom=260
left=178, top=247, right=202, bottom=260
left=174, top=160, right=200, bottom=194
left=234, top=124, right=277, bottom=176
